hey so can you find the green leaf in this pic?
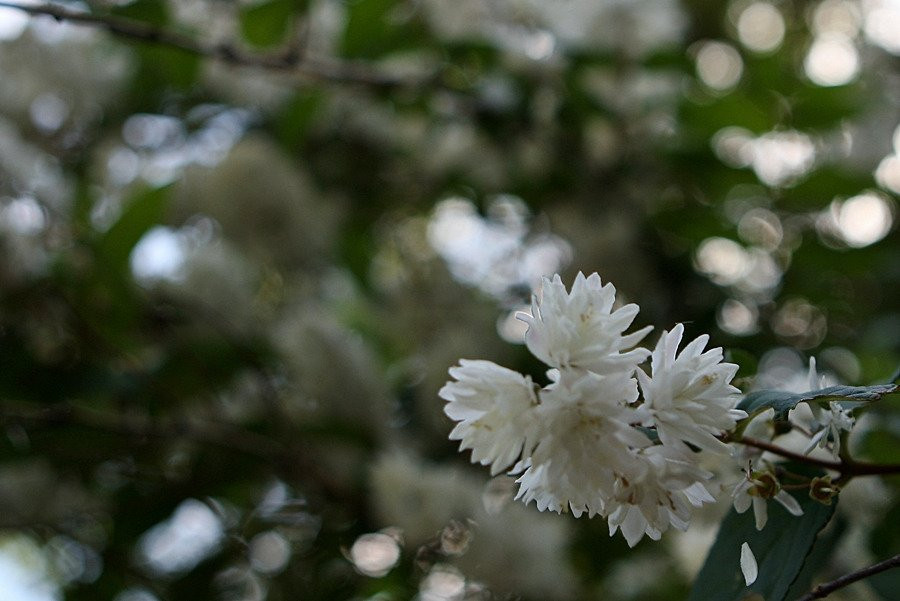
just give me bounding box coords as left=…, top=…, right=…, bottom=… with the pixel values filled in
left=688, top=487, right=837, bottom=601
left=110, top=0, right=169, bottom=27
left=738, top=383, right=899, bottom=420
left=784, top=514, right=847, bottom=599
left=239, top=0, right=303, bottom=48
left=126, top=45, right=201, bottom=107
left=869, top=565, right=900, bottom=601
left=340, top=0, right=427, bottom=58
left=864, top=500, right=900, bottom=600
left=96, top=185, right=171, bottom=275
left=275, top=91, right=322, bottom=149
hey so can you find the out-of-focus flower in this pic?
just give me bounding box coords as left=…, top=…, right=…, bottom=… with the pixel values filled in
left=732, top=470, right=803, bottom=530
left=804, top=402, right=854, bottom=459
left=636, top=323, right=745, bottom=454
left=368, top=451, right=577, bottom=598
left=791, top=358, right=855, bottom=458
left=518, top=272, right=652, bottom=374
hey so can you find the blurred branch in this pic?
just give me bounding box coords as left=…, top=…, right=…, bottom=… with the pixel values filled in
left=0, top=1, right=434, bottom=88
left=795, top=553, right=900, bottom=601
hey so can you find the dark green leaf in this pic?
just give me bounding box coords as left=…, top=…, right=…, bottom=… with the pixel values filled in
left=126, top=45, right=201, bottom=108
left=865, top=501, right=900, bottom=600
left=869, top=567, right=900, bottom=601
left=275, top=91, right=323, bottom=149
left=239, top=0, right=304, bottom=48
left=738, top=383, right=899, bottom=420
left=110, top=0, right=169, bottom=26
left=688, top=488, right=837, bottom=601
left=784, top=514, right=847, bottom=599
left=340, top=0, right=427, bottom=58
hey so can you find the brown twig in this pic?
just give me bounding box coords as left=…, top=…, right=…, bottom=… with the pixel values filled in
left=736, top=436, right=900, bottom=477
left=0, top=1, right=434, bottom=88
left=795, top=553, right=900, bottom=600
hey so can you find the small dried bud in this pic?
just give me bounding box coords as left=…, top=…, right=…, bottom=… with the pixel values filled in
left=440, top=519, right=474, bottom=556
left=809, top=476, right=839, bottom=505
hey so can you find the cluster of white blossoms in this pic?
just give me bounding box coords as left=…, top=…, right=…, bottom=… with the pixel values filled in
left=440, top=273, right=747, bottom=546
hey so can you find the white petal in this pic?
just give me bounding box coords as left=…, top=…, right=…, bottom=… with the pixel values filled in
left=620, top=506, right=648, bottom=548
left=740, top=542, right=758, bottom=586
left=752, top=497, right=768, bottom=530
left=774, top=490, right=804, bottom=517
left=734, top=492, right=752, bottom=514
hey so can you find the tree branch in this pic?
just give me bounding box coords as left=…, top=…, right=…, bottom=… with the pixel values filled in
left=795, top=553, right=900, bottom=601
left=736, top=436, right=900, bottom=477
left=0, top=0, right=434, bottom=88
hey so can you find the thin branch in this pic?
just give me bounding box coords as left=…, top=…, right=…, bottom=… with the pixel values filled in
left=737, top=436, right=900, bottom=477
left=0, top=1, right=435, bottom=88
left=795, top=553, right=900, bottom=601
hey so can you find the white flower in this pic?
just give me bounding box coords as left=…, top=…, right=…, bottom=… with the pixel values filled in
left=804, top=401, right=854, bottom=459
left=793, top=358, right=855, bottom=458
left=514, top=370, right=649, bottom=519
left=636, top=323, right=746, bottom=454
left=440, top=360, right=539, bottom=475
left=732, top=470, right=803, bottom=530
left=518, top=272, right=652, bottom=374
left=605, top=445, right=715, bottom=547
left=442, top=273, right=739, bottom=547
left=740, top=542, right=758, bottom=586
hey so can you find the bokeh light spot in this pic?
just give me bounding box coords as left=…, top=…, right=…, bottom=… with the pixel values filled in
left=804, top=36, right=860, bottom=86
left=249, top=531, right=291, bottom=575
left=813, top=0, right=861, bottom=37
left=695, top=237, right=749, bottom=286
left=875, top=154, right=900, bottom=194
left=29, top=93, right=69, bottom=134
left=130, top=226, right=187, bottom=282
left=736, top=3, right=785, bottom=53
left=138, top=499, right=224, bottom=575
left=863, top=0, right=900, bottom=54
left=695, top=41, right=743, bottom=91
left=749, top=130, right=816, bottom=187
left=835, top=193, right=893, bottom=247
left=349, top=532, right=400, bottom=577
left=718, top=299, right=758, bottom=336
left=420, top=564, right=466, bottom=601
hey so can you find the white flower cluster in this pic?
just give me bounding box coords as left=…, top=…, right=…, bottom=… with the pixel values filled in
left=440, top=273, right=746, bottom=546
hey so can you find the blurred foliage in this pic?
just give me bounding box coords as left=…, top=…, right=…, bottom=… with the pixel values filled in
left=0, top=0, right=898, bottom=600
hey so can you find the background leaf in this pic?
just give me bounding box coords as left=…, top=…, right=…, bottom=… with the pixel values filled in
left=239, top=0, right=303, bottom=48
left=688, top=486, right=837, bottom=601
